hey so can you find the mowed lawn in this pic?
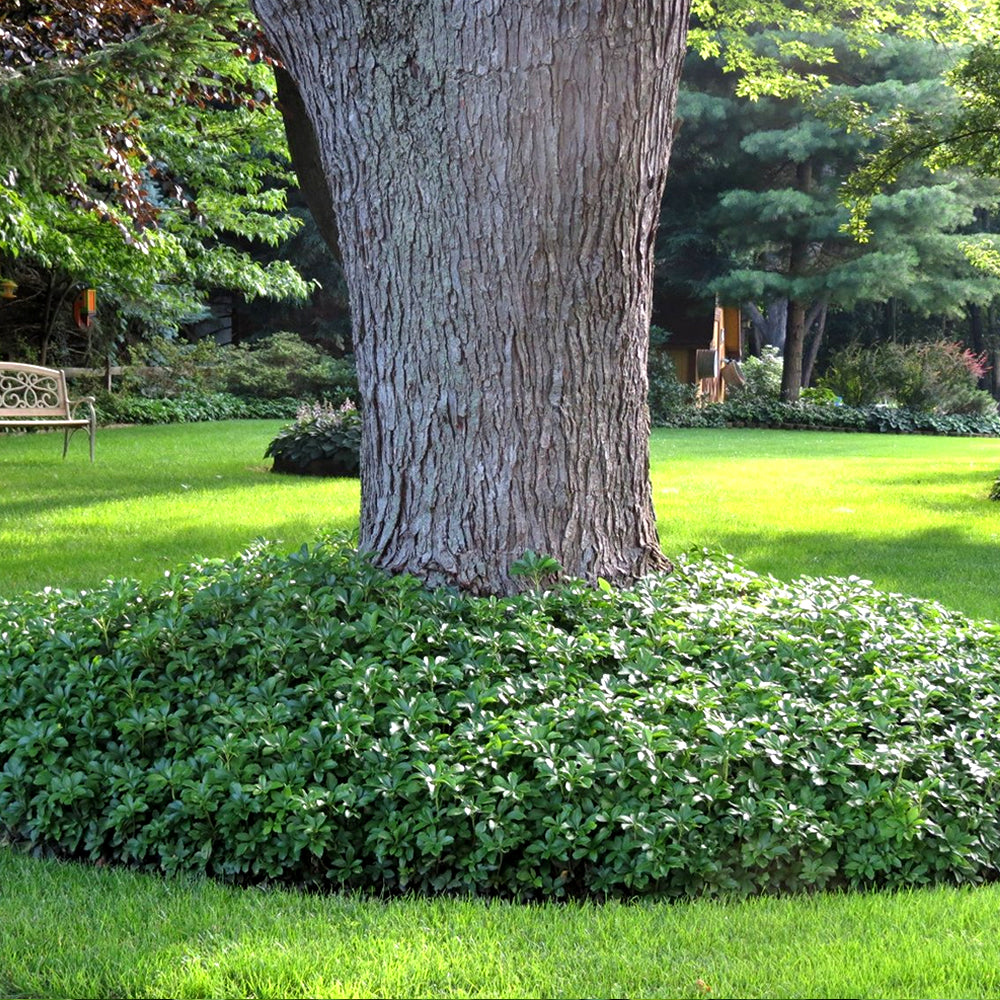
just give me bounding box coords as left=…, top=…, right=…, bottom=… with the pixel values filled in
left=0, top=421, right=356, bottom=597
left=1, top=420, right=999, bottom=619
left=4, top=420, right=1000, bottom=1000
left=4, top=845, right=1000, bottom=1000
left=650, top=428, right=1000, bottom=621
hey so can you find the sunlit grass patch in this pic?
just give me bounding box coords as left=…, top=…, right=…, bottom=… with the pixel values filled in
left=0, top=421, right=359, bottom=595
left=3, top=423, right=999, bottom=618
left=3, top=848, right=1000, bottom=1000
left=650, top=428, right=1000, bottom=620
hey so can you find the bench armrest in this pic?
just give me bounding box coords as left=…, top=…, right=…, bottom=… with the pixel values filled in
left=69, top=396, right=97, bottom=420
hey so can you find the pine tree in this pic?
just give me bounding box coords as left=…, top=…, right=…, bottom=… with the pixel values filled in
left=659, top=33, right=1000, bottom=398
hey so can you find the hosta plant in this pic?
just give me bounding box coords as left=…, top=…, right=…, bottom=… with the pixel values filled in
left=264, top=400, right=361, bottom=477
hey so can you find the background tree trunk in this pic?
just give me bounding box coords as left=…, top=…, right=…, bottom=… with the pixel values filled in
left=782, top=298, right=807, bottom=401
left=780, top=161, right=815, bottom=402
left=274, top=67, right=342, bottom=262
left=801, top=300, right=828, bottom=388
left=968, top=302, right=1000, bottom=399
left=253, top=1, right=690, bottom=594
left=744, top=298, right=788, bottom=354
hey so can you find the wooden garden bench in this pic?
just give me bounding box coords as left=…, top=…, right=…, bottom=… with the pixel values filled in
left=0, top=363, right=97, bottom=461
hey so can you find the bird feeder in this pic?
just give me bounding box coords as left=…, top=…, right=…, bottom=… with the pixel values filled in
left=0, top=278, right=16, bottom=300
left=695, top=348, right=720, bottom=380
left=721, top=359, right=747, bottom=388
left=73, top=288, right=97, bottom=329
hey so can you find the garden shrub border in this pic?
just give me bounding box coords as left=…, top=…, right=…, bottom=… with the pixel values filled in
left=94, top=390, right=300, bottom=425
left=654, top=399, right=1000, bottom=437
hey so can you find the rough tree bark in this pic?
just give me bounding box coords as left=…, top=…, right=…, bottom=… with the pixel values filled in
left=781, top=298, right=807, bottom=402
left=252, top=1, right=691, bottom=594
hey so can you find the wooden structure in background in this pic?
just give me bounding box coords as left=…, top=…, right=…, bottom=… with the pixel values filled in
left=661, top=298, right=744, bottom=402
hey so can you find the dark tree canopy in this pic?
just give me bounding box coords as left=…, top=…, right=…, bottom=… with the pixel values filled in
left=659, top=34, right=1000, bottom=394
left=0, top=0, right=310, bottom=354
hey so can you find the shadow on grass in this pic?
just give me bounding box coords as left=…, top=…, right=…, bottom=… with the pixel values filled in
left=708, top=523, right=1000, bottom=622
left=1, top=423, right=361, bottom=594
left=0, top=513, right=360, bottom=596
left=883, top=468, right=998, bottom=487
left=0, top=421, right=351, bottom=522
left=0, top=464, right=345, bottom=523
left=874, top=470, right=1000, bottom=517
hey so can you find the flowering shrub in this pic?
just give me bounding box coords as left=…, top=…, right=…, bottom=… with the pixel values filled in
left=265, top=400, right=361, bottom=476
left=730, top=345, right=784, bottom=403
left=819, top=341, right=997, bottom=416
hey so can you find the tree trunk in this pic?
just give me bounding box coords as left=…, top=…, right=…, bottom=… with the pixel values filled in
left=744, top=298, right=788, bottom=355
left=780, top=161, right=815, bottom=402
left=274, top=67, right=342, bottom=262
left=40, top=270, right=57, bottom=367
left=968, top=303, right=1000, bottom=399
left=781, top=298, right=806, bottom=402
left=252, top=1, right=690, bottom=594
left=801, top=300, right=828, bottom=388
left=884, top=297, right=898, bottom=342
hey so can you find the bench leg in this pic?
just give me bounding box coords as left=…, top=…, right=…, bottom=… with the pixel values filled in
left=62, top=424, right=95, bottom=461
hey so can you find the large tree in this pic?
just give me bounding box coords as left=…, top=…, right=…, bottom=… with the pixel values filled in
left=251, top=2, right=989, bottom=594
left=252, top=2, right=689, bottom=594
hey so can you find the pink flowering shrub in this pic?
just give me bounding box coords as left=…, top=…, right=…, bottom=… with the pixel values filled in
left=820, top=340, right=997, bottom=416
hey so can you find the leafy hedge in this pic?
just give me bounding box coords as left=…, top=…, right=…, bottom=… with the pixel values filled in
left=653, top=399, right=1000, bottom=436
left=117, top=332, right=358, bottom=406
left=214, top=334, right=357, bottom=404
left=4, top=539, right=1000, bottom=900
left=819, top=340, right=997, bottom=416
left=95, top=390, right=300, bottom=425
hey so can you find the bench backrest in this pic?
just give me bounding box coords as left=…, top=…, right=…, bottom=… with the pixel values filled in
left=0, top=363, right=72, bottom=418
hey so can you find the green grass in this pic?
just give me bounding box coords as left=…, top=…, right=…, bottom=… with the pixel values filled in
left=650, top=428, right=1000, bottom=621
left=4, top=847, right=1000, bottom=1000
left=0, top=421, right=357, bottom=596
left=2, top=422, right=998, bottom=618
left=4, top=421, right=1000, bottom=998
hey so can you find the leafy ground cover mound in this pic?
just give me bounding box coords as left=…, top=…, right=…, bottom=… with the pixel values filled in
left=2, top=539, right=1000, bottom=900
